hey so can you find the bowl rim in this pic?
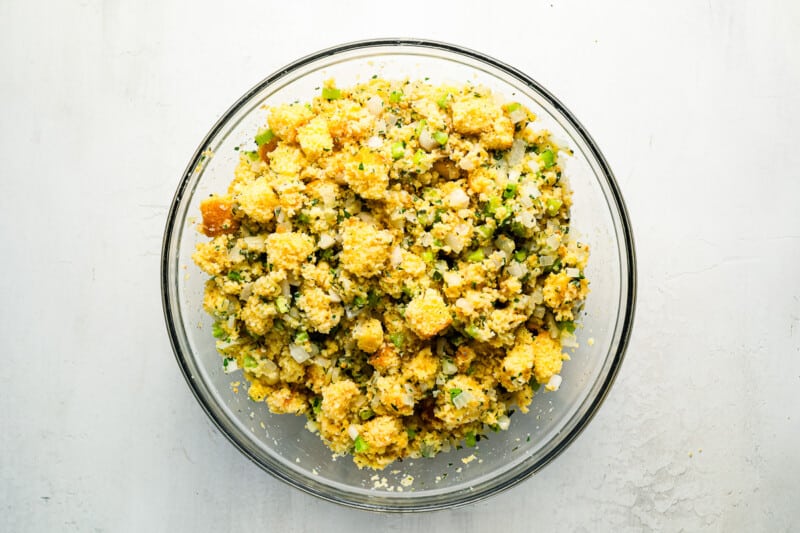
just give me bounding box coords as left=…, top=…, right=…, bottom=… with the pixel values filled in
left=161, top=37, right=637, bottom=512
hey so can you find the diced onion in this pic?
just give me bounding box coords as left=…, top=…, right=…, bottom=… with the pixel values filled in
left=366, top=135, right=383, bottom=149
left=455, top=298, right=474, bottom=314
left=495, top=235, right=515, bottom=260
left=509, top=108, right=527, bottom=124
left=507, top=261, right=528, bottom=278
left=539, top=255, right=555, bottom=267
left=366, top=95, right=383, bottom=115
left=318, top=233, right=335, bottom=249
left=546, top=374, right=563, bottom=391
left=497, top=414, right=511, bottom=431
left=452, top=390, right=473, bottom=409
left=443, top=271, right=462, bottom=286
left=566, top=267, right=581, bottom=278
left=531, top=288, right=544, bottom=304
left=507, top=139, right=526, bottom=166
left=240, top=283, right=253, bottom=301
left=521, top=182, right=540, bottom=199
left=390, top=246, right=403, bottom=267
left=446, top=188, right=470, bottom=209
left=228, top=244, right=244, bottom=263
left=445, top=233, right=465, bottom=253
left=243, top=235, right=265, bottom=251
left=328, top=290, right=342, bottom=303
left=347, top=425, right=360, bottom=440
left=442, top=360, right=458, bottom=375
left=561, top=331, right=578, bottom=348
left=280, top=279, right=291, bottom=297
left=384, top=113, right=399, bottom=128
left=419, top=128, right=437, bottom=151
left=345, top=305, right=363, bottom=319
left=289, top=344, right=311, bottom=364
left=546, top=234, right=561, bottom=250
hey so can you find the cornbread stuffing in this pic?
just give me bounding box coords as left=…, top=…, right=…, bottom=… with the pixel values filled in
left=193, top=78, right=589, bottom=469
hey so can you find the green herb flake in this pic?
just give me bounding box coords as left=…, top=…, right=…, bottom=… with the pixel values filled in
left=227, top=271, right=242, bottom=282
left=449, top=388, right=463, bottom=402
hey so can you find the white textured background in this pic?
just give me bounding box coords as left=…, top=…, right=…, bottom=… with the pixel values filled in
left=2, top=1, right=799, bottom=531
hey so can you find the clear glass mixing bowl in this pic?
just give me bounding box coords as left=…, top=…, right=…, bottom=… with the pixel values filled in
left=161, top=39, right=636, bottom=511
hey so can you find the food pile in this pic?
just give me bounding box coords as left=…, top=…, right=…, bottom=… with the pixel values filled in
left=192, top=78, right=589, bottom=469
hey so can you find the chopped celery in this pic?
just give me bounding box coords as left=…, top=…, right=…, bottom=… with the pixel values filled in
left=294, top=330, right=309, bottom=343
left=243, top=355, right=257, bottom=369
left=467, top=249, right=484, bottom=262
left=540, top=149, right=555, bottom=168
left=212, top=322, right=226, bottom=339
left=421, top=250, right=435, bottom=263
left=545, top=198, right=563, bottom=216
left=484, top=196, right=502, bottom=215
left=311, top=396, right=322, bottom=414
left=513, top=249, right=527, bottom=262
left=502, top=183, right=517, bottom=200
left=227, top=271, right=242, bottom=281
left=449, top=388, right=463, bottom=402
left=391, top=141, right=405, bottom=160
left=275, top=296, right=289, bottom=314
left=433, top=131, right=449, bottom=145
left=354, top=435, right=369, bottom=453
left=415, top=119, right=427, bottom=138
left=322, top=87, right=341, bottom=100
left=505, top=102, right=521, bottom=112
left=359, top=409, right=375, bottom=421
left=437, top=93, right=450, bottom=108
left=254, top=128, right=275, bottom=146
left=557, top=320, right=576, bottom=333
left=389, top=332, right=405, bottom=348
left=413, top=149, right=425, bottom=166
left=465, top=325, right=480, bottom=338
left=475, top=224, right=494, bottom=241
left=406, top=428, right=417, bottom=440
left=465, top=431, right=477, bottom=447
left=389, top=90, right=403, bottom=103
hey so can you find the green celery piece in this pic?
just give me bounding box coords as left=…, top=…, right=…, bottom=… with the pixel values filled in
left=254, top=128, right=275, bottom=146
left=540, top=149, right=556, bottom=168
left=322, top=87, right=341, bottom=100
left=467, top=249, right=484, bottom=262
left=433, top=131, right=449, bottom=145
left=391, top=141, right=405, bottom=160
left=354, top=435, right=369, bottom=453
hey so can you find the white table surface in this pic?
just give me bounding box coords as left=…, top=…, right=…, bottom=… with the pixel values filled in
left=2, top=1, right=799, bottom=530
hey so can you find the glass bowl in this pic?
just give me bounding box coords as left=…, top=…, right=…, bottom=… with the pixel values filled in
left=161, top=39, right=636, bottom=511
